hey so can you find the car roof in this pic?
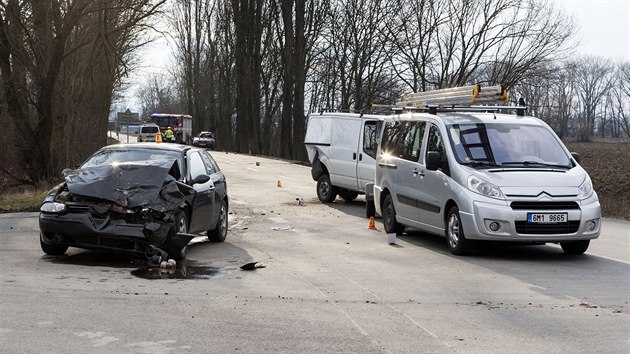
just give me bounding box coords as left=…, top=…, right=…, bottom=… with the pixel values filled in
left=104, top=143, right=193, bottom=153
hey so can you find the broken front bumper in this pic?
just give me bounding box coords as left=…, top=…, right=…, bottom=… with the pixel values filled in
left=39, top=210, right=173, bottom=255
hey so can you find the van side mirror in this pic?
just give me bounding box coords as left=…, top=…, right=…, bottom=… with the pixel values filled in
left=426, top=151, right=441, bottom=171
left=570, top=152, right=580, bottom=164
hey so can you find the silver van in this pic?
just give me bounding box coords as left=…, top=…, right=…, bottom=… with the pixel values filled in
left=373, top=111, right=601, bottom=255
left=137, top=123, right=160, bottom=142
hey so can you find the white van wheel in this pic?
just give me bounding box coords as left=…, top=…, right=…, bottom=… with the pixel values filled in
left=382, top=194, right=405, bottom=234
left=446, top=206, right=471, bottom=255
left=317, top=174, right=337, bottom=203
left=560, top=240, right=589, bottom=255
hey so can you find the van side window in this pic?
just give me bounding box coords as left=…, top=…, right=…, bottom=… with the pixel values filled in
left=363, top=121, right=381, bottom=159
left=427, top=124, right=449, bottom=175
left=402, top=122, right=426, bottom=162
left=427, top=124, right=444, bottom=155
left=382, top=121, right=425, bottom=161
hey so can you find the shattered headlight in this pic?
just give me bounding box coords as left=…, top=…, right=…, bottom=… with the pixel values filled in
left=40, top=202, right=66, bottom=213
left=467, top=175, right=505, bottom=200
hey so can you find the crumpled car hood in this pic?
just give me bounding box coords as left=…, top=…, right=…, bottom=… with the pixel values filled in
left=64, top=159, right=189, bottom=211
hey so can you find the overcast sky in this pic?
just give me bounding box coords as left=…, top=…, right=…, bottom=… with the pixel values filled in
left=552, top=0, right=629, bottom=59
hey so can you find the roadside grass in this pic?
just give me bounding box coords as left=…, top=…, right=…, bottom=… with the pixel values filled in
left=0, top=187, right=50, bottom=213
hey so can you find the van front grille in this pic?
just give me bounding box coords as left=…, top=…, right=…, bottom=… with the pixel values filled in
left=510, top=201, right=580, bottom=210
left=515, top=221, right=580, bottom=234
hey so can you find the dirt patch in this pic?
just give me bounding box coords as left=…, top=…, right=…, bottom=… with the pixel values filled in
left=565, top=140, right=630, bottom=219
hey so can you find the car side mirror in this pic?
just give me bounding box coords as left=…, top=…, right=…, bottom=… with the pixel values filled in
left=61, top=168, right=72, bottom=177
left=426, top=151, right=441, bottom=171
left=571, top=152, right=580, bottom=164
left=190, top=174, right=210, bottom=185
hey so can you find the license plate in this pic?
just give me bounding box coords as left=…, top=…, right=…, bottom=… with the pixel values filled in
left=527, top=213, right=567, bottom=223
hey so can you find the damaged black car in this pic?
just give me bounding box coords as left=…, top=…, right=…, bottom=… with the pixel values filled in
left=39, top=143, right=228, bottom=260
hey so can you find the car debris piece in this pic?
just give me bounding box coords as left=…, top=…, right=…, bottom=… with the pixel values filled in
left=271, top=226, right=292, bottom=231
left=240, top=262, right=266, bottom=271
left=296, top=198, right=305, bottom=206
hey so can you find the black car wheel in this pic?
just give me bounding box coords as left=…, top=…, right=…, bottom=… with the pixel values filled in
left=317, top=174, right=337, bottom=203
left=40, top=234, right=68, bottom=256
left=168, top=211, right=189, bottom=260
left=208, top=199, right=228, bottom=242
left=382, top=194, right=405, bottom=234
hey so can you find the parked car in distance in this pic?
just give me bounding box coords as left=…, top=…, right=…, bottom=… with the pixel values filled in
left=192, top=131, right=216, bottom=149
left=137, top=123, right=160, bottom=142
left=374, top=111, right=601, bottom=255
left=39, top=143, right=229, bottom=260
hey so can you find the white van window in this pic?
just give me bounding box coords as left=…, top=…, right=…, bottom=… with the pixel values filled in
left=363, top=121, right=381, bottom=159
left=141, top=126, right=159, bottom=134
left=448, top=123, right=571, bottom=168
left=382, top=121, right=425, bottom=161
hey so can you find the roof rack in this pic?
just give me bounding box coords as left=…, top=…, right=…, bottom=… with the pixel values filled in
left=372, top=84, right=526, bottom=115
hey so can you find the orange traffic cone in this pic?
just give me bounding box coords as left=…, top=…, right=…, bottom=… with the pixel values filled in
left=368, top=216, right=376, bottom=230
left=155, top=132, right=162, bottom=143
left=277, top=180, right=282, bottom=188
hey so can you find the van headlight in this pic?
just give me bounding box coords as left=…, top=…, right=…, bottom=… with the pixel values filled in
left=578, top=176, right=594, bottom=199
left=468, top=175, right=505, bottom=200
left=40, top=202, right=66, bottom=213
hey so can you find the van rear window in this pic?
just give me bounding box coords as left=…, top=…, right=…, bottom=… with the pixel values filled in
left=141, top=126, right=159, bottom=134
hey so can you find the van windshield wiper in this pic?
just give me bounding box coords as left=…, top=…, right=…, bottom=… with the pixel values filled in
left=466, top=160, right=501, bottom=168
left=500, top=161, right=570, bottom=169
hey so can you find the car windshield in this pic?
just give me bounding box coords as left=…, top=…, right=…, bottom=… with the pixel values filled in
left=448, top=123, right=572, bottom=169
left=200, top=133, right=214, bottom=139
left=81, top=149, right=184, bottom=177
left=141, top=126, right=159, bottom=134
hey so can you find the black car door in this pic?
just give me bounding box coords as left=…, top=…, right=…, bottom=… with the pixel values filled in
left=200, top=151, right=226, bottom=228
left=187, top=151, right=215, bottom=233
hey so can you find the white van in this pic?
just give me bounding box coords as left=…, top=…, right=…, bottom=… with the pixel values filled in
left=304, top=113, right=384, bottom=209
left=373, top=111, right=601, bottom=255
left=137, top=124, right=160, bottom=142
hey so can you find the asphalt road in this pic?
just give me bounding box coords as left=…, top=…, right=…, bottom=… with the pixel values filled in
left=1, top=152, right=628, bottom=353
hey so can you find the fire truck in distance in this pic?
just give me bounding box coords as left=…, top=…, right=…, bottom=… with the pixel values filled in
left=148, top=113, right=193, bottom=144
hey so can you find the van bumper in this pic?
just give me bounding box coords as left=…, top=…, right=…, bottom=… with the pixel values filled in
left=459, top=200, right=601, bottom=242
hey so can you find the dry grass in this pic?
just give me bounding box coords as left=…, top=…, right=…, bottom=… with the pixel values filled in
left=564, top=139, right=630, bottom=220
left=0, top=187, right=50, bottom=213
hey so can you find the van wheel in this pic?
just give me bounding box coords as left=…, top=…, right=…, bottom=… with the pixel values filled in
left=317, top=174, right=337, bottom=203
left=560, top=240, right=589, bottom=255
left=366, top=200, right=376, bottom=218
left=382, top=194, right=405, bottom=234
left=339, top=190, right=359, bottom=202
left=446, top=206, right=471, bottom=255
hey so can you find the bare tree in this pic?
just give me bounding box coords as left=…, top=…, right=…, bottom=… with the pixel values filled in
left=573, top=57, right=615, bottom=141
left=0, top=0, right=165, bottom=181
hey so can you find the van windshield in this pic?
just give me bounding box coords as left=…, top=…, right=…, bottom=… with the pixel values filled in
left=448, top=123, right=572, bottom=169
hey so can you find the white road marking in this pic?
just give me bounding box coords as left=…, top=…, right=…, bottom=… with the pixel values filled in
left=246, top=167, right=259, bottom=172
left=590, top=253, right=630, bottom=265
left=278, top=175, right=295, bottom=181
